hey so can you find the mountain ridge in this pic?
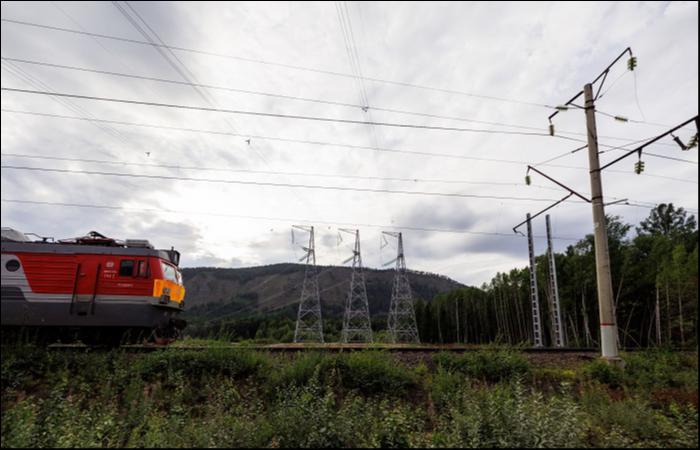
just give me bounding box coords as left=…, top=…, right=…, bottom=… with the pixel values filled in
left=181, top=263, right=465, bottom=320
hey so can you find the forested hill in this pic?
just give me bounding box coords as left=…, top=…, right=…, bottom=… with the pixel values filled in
left=180, top=204, right=697, bottom=347
left=181, top=263, right=463, bottom=320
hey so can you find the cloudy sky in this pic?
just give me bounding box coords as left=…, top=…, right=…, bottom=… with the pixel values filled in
left=1, top=1, right=698, bottom=286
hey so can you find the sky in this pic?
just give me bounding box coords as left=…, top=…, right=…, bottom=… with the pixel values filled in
left=1, top=1, right=698, bottom=286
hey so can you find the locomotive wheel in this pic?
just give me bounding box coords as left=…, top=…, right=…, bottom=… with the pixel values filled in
left=149, top=320, right=184, bottom=345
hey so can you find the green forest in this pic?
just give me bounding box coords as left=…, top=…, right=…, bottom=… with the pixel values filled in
left=188, top=204, right=698, bottom=347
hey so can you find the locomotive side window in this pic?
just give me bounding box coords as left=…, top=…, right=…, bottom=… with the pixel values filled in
left=5, top=259, right=20, bottom=272
left=119, top=260, right=135, bottom=277
left=137, top=260, right=149, bottom=278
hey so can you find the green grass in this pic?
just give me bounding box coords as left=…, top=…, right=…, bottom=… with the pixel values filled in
left=1, top=347, right=697, bottom=448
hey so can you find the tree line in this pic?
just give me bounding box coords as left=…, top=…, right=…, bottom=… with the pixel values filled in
left=417, top=204, right=698, bottom=347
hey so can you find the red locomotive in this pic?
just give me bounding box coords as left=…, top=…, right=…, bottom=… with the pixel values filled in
left=1, top=228, right=186, bottom=345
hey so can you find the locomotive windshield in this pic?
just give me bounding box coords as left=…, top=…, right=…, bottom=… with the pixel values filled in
left=160, top=261, right=182, bottom=284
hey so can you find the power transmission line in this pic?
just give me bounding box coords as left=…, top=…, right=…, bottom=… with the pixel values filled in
left=0, top=17, right=559, bottom=109
left=0, top=164, right=577, bottom=203
left=4, top=87, right=692, bottom=163
left=3, top=108, right=697, bottom=183
left=5, top=152, right=685, bottom=210
left=111, top=1, right=212, bottom=106
left=0, top=152, right=563, bottom=190
left=335, top=1, right=382, bottom=154
left=0, top=61, right=130, bottom=147
left=3, top=56, right=677, bottom=144
left=533, top=136, right=657, bottom=167
left=6, top=86, right=696, bottom=166
left=0, top=86, right=566, bottom=136
left=1, top=16, right=684, bottom=134
left=0, top=198, right=583, bottom=241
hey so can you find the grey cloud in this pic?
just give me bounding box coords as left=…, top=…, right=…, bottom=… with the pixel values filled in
left=394, top=201, right=477, bottom=231
left=2, top=2, right=697, bottom=286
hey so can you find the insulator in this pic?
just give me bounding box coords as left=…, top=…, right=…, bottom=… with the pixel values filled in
left=627, top=56, right=637, bottom=71
left=634, top=160, right=645, bottom=174
left=687, top=134, right=698, bottom=149
left=614, top=116, right=628, bottom=122
left=548, top=123, right=554, bottom=136
left=673, top=135, right=689, bottom=151
left=555, top=105, right=569, bottom=111
left=525, top=175, right=532, bottom=186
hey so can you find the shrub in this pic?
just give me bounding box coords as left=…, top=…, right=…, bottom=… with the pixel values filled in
left=582, top=359, right=625, bottom=387
left=268, top=352, right=330, bottom=389
left=134, top=348, right=271, bottom=380
left=433, top=381, right=585, bottom=448
left=622, top=350, right=698, bottom=389
left=270, top=374, right=427, bottom=448
left=335, top=351, right=418, bottom=396
left=581, top=387, right=699, bottom=447
left=430, top=367, right=467, bottom=410
left=433, top=350, right=530, bottom=382
left=0, top=399, right=38, bottom=448
left=269, top=351, right=417, bottom=397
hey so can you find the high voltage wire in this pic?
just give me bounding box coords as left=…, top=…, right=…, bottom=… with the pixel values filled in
left=4, top=87, right=693, bottom=164
left=3, top=152, right=679, bottom=209
left=0, top=86, right=565, bottom=136
left=0, top=61, right=130, bottom=146
left=335, top=0, right=383, bottom=153
left=0, top=152, right=562, bottom=190
left=112, top=1, right=212, bottom=107
left=2, top=108, right=697, bottom=184
left=0, top=108, right=542, bottom=165
left=1, top=18, right=680, bottom=133
left=533, top=136, right=655, bottom=167
left=4, top=164, right=692, bottom=212
left=1, top=56, right=679, bottom=145
left=1, top=108, right=698, bottom=184
left=0, top=198, right=582, bottom=241
left=3, top=198, right=690, bottom=242
left=5, top=87, right=696, bottom=164
left=0, top=17, right=557, bottom=109
left=111, top=1, right=325, bottom=224
left=0, top=164, right=574, bottom=203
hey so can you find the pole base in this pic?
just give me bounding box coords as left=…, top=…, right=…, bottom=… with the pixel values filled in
left=601, top=356, right=626, bottom=369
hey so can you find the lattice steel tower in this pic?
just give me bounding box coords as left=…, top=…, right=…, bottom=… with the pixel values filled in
left=384, top=231, right=420, bottom=343
left=526, top=214, right=544, bottom=347
left=339, top=229, right=374, bottom=343
left=293, top=225, right=324, bottom=343
left=545, top=215, right=565, bottom=347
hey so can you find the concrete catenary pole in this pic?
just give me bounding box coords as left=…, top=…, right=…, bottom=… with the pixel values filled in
left=583, top=83, right=620, bottom=362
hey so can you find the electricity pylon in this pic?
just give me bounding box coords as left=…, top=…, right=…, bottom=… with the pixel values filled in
left=293, top=225, right=324, bottom=343
left=526, top=214, right=544, bottom=348
left=545, top=215, right=565, bottom=347
left=384, top=231, right=420, bottom=343
left=339, top=229, right=373, bottom=343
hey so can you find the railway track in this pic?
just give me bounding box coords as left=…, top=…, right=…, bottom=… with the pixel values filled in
left=5, top=343, right=605, bottom=353
left=7, top=342, right=692, bottom=354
